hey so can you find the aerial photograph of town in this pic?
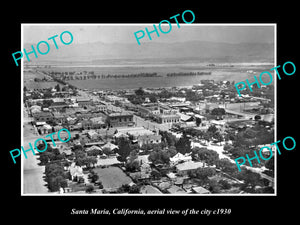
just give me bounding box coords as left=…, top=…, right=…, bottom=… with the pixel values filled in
left=22, top=24, right=275, bottom=195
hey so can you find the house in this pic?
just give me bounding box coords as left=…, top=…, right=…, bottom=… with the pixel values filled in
left=30, top=105, right=41, bottom=114
left=39, top=124, right=52, bottom=134
left=56, top=144, right=72, bottom=156
left=96, top=156, right=121, bottom=167
left=140, top=185, right=162, bottom=194
left=158, top=181, right=172, bottom=190
left=101, top=142, right=119, bottom=152
left=86, top=145, right=102, bottom=151
left=166, top=185, right=186, bottom=194
left=87, top=130, right=99, bottom=140
left=69, top=162, right=84, bottom=181
left=140, top=162, right=151, bottom=178
left=191, top=186, right=210, bottom=194
left=170, top=153, right=192, bottom=165
left=176, top=161, right=205, bottom=176
left=90, top=116, right=106, bottom=129
left=177, top=112, right=194, bottom=122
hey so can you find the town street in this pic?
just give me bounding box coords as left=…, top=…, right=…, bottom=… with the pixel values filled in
left=23, top=108, right=48, bottom=194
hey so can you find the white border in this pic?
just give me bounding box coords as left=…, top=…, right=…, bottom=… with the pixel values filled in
left=21, top=23, right=277, bottom=196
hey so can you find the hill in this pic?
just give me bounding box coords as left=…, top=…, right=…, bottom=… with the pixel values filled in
left=23, top=41, right=274, bottom=64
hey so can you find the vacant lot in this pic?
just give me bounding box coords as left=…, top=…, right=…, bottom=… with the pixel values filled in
left=93, top=167, right=132, bottom=189
left=24, top=71, right=59, bottom=90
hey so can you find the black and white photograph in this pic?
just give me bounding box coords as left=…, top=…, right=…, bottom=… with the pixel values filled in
left=21, top=24, right=276, bottom=196
left=4, top=4, right=298, bottom=222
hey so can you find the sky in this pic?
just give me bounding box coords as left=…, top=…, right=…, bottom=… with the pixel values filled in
left=22, top=24, right=275, bottom=45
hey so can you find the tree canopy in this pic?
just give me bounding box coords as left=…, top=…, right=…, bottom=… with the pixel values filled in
left=175, top=134, right=191, bottom=154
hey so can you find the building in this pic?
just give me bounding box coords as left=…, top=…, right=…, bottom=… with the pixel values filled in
left=76, top=98, right=92, bottom=107
left=140, top=185, right=162, bottom=194
left=115, top=127, right=161, bottom=147
left=90, top=117, right=106, bottom=129
left=191, top=186, right=210, bottom=194
left=166, top=185, right=187, bottom=194
left=156, top=114, right=180, bottom=124
left=107, top=112, right=134, bottom=127
left=33, top=111, right=54, bottom=123
left=170, top=153, right=192, bottom=165
left=87, top=130, right=99, bottom=140
left=137, top=134, right=161, bottom=147
left=176, top=161, right=205, bottom=176
left=69, top=162, right=84, bottom=181
left=95, top=102, right=107, bottom=112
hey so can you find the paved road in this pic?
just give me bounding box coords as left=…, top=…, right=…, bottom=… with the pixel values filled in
left=133, top=115, right=172, bottom=131
left=23, top=120, right=48, bottom=194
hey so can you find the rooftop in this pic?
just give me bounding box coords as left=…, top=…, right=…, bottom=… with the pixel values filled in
left=109, top=112, right=133, bottom=117
left=140, top=185, right=162, bottom=194
left=176, top=161, right=205, bottom=171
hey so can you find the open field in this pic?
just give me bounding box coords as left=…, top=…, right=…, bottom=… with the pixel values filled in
left=93, top=167, right=132, bottom=189
left=36, top=63, right=273, bottom=90
left=24, top=71, right=60, bottom=90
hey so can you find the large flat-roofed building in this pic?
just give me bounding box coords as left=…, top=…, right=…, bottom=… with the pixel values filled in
left=76, top=98, right=92, bottom=107
left=108, top=112, right=134, bottom=127
left=176, top=161, right=205, bottom=176
left=115, top=127, right=161, bottom=147
left=33, top=111, right=54, bottom=123
left=156, top=114, right=180, bottom=124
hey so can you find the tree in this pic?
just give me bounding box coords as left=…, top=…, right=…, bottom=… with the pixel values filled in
left=102, top=147, right=113, bottom=156
left=135, top=87, right=145, bottom=96
left=45, top=162, right=68, bottom=192
left=160, top=131, right=177, bottom=147
left=208, top=180, right=221, bottom=193
left=215, top=158, right=236, bottom=173
left=211, top=108, right=225, bottom=116
left=203, top=132, right=211, bottom=143
left=86, top=156, right=97, bottom=168
left=149, top=95, right=157, bottom=103
left=42, top=99, right=53, bottom=108
left=175, top=134, right=191, bottom=154
left=238, top=169, right=263, bottom=192
left=208, top=125, right=218, bottom=134
left=85, top=185, right=94, bottom=193
left=196, top=148, right=219, bottom=166
left=254, top=115, right=261, bottom=121
left=219, top=179, right=231, bottom=189
left=89, top=170, right=99, bottom=183
left=116, top=137, right=132, bottom=162
left=55, top=84, right=60, bottom=92
left=87, top=149, right=102, bottom=157
left=126, top=150, right=140, bottom=171
left=148, top=148, right=170, bottom=165
left=213, top=132, right=223, bottom=145
left=167, top=146, right=177, bottom=157
left=195, top=167, right=216, bottom=180
left=128, top=185, right=140, bottom=193
left=195, top=117, right=202, bottom=126
left=150, top=169, right=161, bottom=179
left=265, top=157, right=274, bottom=171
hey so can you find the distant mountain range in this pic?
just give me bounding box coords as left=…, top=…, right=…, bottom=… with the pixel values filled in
left=23, top=41, right=274, bottom=64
